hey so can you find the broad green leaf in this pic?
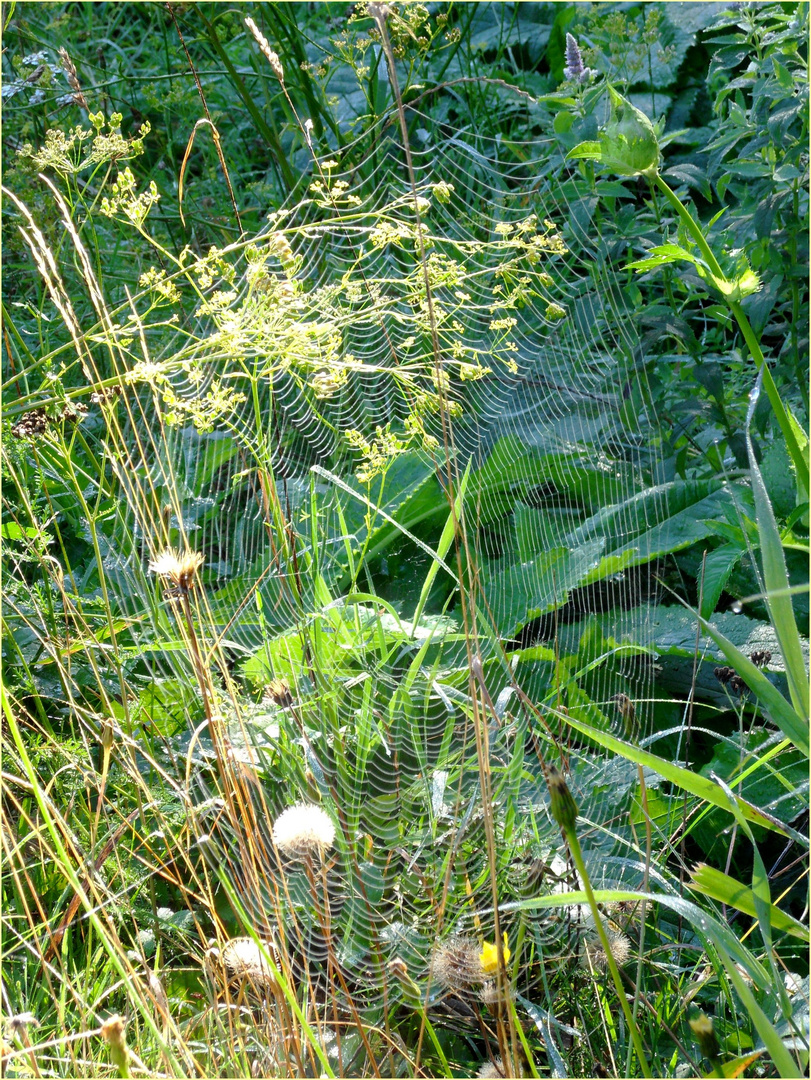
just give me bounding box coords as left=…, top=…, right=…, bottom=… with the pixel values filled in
left=689, top=612, right=808, bottom=757
left=700, top=542, right=745, bottom=620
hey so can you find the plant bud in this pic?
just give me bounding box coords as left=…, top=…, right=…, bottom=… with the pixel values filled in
left=689, top=1011, right=721, bottom=1064
left=100, top=718, right=115, bottom=752
left=100, top=1015, right=130, bottom=1078
left=601, top=86, right=659, bottom=177
left=546, top=765, right=578, bottom=831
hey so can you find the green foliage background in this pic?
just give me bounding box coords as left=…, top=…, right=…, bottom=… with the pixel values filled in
left=2, top=3, right=808, bottom=1078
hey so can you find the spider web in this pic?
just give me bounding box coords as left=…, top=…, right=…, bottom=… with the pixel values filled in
left=7, top=94, right=717, bottom=1066
left=86, top=108, right=677, bottom=1015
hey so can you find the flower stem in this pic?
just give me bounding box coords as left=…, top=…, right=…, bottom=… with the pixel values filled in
left=653, top=175, right=808, bottom=497
left=565, top=824, right=652, bottom=1078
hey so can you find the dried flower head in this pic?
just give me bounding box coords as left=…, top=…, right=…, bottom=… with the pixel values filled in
left=6, top=1013, right=39, bottom=1035
left=430, top=935, right=485, bottom=990
left=244, top=17, right=284, bottom=84
left=11, top=409, right=49, bottom=440
left=272, top=803, right=335, bottom=859
left=581, top=928, right=631, bottom=972
left=221, top=937, right=279, bottom=994
left=388, top=957, right=409, bottom=981
left=480, top=979, right=513, bottom=1007
left=263, top=678, right=293, bottom=707
left=148, top=547, right=204, bottom=590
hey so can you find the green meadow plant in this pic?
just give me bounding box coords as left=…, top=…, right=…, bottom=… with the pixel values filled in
left=2, top=4, right=807, bottom=1078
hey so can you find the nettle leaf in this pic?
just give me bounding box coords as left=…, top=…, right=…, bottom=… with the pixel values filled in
left=699, top=541, right=745, bottom=620
left=627, top=242, right=703, bottom=274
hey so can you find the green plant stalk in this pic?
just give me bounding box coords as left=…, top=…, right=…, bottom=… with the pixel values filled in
left=563, top=825, right=652, bottom=1077
left=652, top=174, right=808, bottom=499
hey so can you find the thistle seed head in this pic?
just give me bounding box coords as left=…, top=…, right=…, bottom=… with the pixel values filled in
left=581, top=927, right=631, bottom=972
left=478, top=1056, right=522, bottom=1078
left=220, top=936, right=279, bottom=994
left=148, top=547, right=204, bottom=590
left=430, top=935, right=485, bottom=990
left=272, top=803, right=335, bottom=860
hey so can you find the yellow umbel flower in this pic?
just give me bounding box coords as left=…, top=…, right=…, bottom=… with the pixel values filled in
left=479, top=932, right=510, bottom=975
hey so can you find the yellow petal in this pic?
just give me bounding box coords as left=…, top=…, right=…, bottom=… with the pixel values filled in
left=479, top=933, right=510, bottom=974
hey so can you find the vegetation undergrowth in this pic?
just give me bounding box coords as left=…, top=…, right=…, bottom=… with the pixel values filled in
left=2, top=3, right=808, bottom=1078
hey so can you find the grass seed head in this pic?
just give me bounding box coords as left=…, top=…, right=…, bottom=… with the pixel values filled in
left=244, top=17, right=285, bottom=84
left=272, top=802, right=335, bottom=859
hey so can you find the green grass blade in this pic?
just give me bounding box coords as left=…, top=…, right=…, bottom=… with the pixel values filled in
left=746, top=376, right=809, bottom=720
left=551, top=709, right=807, bottom=839
left=715, top=944, right=804, bottom=1078
left=692, top=612, right=808, bottom=756
left=411, top=458, right=470, bottom=635
left=689, top=864, right=809, bottom=942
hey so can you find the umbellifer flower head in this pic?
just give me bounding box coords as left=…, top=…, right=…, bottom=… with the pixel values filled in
left=272, top=803, right=335, bottom=860
left=430, top=935, right=485, bottom=990
left=148, top=547, right=204, bottom=590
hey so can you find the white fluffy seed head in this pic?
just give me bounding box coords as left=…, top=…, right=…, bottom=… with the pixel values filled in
left=272, top=803, right=335, bottom=859
left=430, top=936, right=484, bottom=990
left=148, top=547, right=204, bottom=589
left=581, top=928, right=632, bottom=972
left=220, top=937, right=278, bottom=993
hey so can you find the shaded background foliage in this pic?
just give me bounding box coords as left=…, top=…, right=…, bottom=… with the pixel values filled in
left=1, top=3, right=808, bottom=1078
